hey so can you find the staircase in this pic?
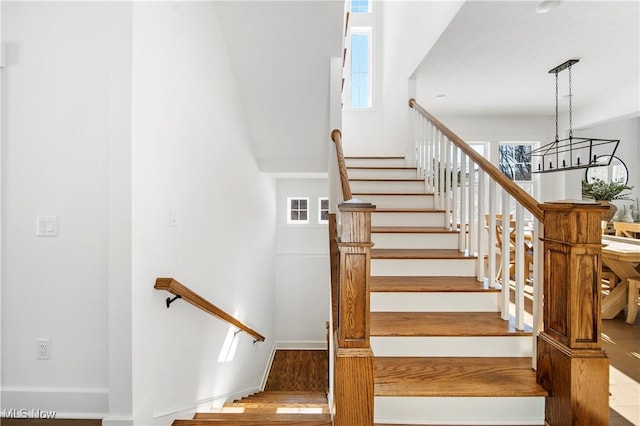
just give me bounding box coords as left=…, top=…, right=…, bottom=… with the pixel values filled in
left=174, top=391, right=331, bottom=425
left=345, top=156, right=548, bottom=425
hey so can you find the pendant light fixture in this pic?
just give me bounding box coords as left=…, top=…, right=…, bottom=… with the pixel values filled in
left=531, top=59, right=619, bottom=174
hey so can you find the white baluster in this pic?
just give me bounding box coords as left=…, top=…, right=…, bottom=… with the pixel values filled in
left=515, top=204, right=525, bottom=331
left=468, top=160, right=476, bottom=256
left=451, top=145, right=459, bottom=232
left=488, top=179, right=496, bottom=287
left=477, top=170, right=486, bottom=281
left=501, top=191, right=510, bottom=320
left=459, top=153, right=468, bottom=253
left=444, top=137, right=451, bottom=228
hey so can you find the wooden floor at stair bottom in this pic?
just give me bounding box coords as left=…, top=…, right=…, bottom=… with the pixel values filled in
left=375, top=357, right=547, bottom=397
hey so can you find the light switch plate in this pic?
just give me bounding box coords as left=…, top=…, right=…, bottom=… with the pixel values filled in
left=36, top=216, right=58, bottom=237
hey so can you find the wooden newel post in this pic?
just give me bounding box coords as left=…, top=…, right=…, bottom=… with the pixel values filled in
left=537, top=201, right=610, bottom=426
left=334, top=200, right=375, bottom=426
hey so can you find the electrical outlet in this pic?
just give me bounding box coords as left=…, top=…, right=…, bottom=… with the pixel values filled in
left=37, top=338, right=50, bottom=360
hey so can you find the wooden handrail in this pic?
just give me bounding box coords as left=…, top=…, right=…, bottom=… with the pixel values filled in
left=154, top=277, right=265, bottom=342
left=331, top=129, right=353, bottom=201
left=409, top=98, right=544, bottom=221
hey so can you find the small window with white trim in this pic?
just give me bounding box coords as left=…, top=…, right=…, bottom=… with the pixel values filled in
left=287, top=197, right=309, bottom=224
left=318, top=198, right=329, bottom=224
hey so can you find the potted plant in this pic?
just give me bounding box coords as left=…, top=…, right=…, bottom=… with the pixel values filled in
left=582, top=178, right=634, bottom=222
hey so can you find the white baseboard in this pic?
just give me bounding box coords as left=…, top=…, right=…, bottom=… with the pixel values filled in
left=1, top=387, right=107, bottom=418
left=152, top=386, right=259, bottom=420
left=274, top=341, right=327, bottom=350
left=101, top=416, right=133, bottom=426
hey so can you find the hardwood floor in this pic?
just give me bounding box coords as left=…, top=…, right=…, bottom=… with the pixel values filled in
left=604, top=312, right=640, bottom=426
left=264, top=350, right=328, bottom=392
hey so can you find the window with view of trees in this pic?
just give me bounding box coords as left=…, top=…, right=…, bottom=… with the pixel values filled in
left=499, top=144, right=532, bottom=181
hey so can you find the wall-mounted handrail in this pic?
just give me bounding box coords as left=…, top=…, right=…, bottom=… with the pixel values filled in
left=409, top=98, right=543, bottom=221
left=331, top=129, right=353, bottom=201
left=154, top=277, right=265, bottom=343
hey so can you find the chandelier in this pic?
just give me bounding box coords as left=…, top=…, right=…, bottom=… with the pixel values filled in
left=531, top=59, right=619, bottom=173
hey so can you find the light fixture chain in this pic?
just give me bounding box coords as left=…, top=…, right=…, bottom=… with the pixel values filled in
left=568, top=64, right=573, bottom=138
left=555, top=71, right=559, bottom=141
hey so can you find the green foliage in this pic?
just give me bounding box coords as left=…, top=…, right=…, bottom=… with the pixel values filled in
left=582, top=178, right=633, bottom=201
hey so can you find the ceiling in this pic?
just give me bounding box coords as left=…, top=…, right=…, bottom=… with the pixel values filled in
left=215, top=1, right=343, bottom=172
left=414, top=1, right=640, bottom=119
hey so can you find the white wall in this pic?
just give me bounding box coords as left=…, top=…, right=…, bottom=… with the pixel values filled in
left=1, top=2, right=132, bottom=418
left=575, top=116, right=640, bottom=218
left=274, top=179, right=329, bottom=347
left=342, top=1, right=463, bottom=157
left=130, top=2, right=277, bottom=424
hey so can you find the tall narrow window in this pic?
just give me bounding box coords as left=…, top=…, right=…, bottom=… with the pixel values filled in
left=499, top=143, right=538, bottom=221
left=287, top=197, right=309, bottom=224
left=350, top=28, right=371, bottom=109
left=351, top=0, right=370, bottom=14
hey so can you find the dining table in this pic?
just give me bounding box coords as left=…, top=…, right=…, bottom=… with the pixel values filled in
left=601, top=235, right=640, bottom=323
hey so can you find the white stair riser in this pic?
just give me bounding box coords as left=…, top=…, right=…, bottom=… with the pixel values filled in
left=350, top=180, right=425, bottom=193
left=371, top=259, right=476, bottom=277
left=372, top=212, right=444, bottom=227
left=371, top=336, right=533, bottom=357
left=372, top=232, right=458, bottom=249
left=358, top=194, right=433, bottom=208
left=374, top=396, right=544, bottom=425
left=345, top=158, right=406, bottom=167
left=347, top=169, right=418, bottom=179
left=371, top=292, right=498, bottom=312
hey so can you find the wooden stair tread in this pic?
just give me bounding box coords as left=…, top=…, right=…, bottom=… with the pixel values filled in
left=225, top=402, right=327, bottom=408
left=371, top=312, right=532, bottom=336
left=235, top=396, right=328, bottom=404
left=239, top=391, right=326, bottom=398
left=374, top=208, right=445, bottom=213
left=372, top=226, right=459, bottom=234
left=372, top=248, right=476, bottom=259
left=350, top=179, right=423, bottom=183
left=374, top=357, right=547, bottom=397
left=353, top=192, right=433, bottom=196
left=345, top=156, right=404, bottom=159
left=347, top=166, right=417, bottom=170
left=183, top=412, right=331, bottom=425
left=371, top=276, right=499, bottom=293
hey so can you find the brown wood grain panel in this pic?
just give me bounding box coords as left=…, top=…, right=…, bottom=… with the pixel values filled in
left=341, top=252, right=367, bottom=343
left=331, top=130, right=352, bottom=201
left=371, top=248, right=476, bottom=259
left=334, top=351, right=374, bottom=426
left=264, top=350, right=328, bottom=392
left=375, top=357, right=547, bottom=397
left=371, top=276, right=498, bottom=292
left=371, top=312, right=531, bottom=337
left=537, top=334, right=609, bottom=426
left=328, top=214, right=339, bottom=332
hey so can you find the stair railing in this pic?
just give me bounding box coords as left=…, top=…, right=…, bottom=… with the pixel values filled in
left=154, top=277, right=265, bottom=343
left=328, top=129, right=375, bottom=426
left=409, top=98, right=544, bottom=357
